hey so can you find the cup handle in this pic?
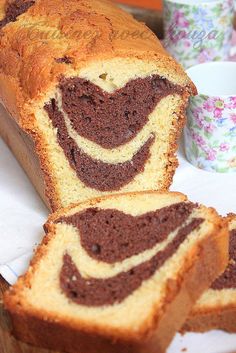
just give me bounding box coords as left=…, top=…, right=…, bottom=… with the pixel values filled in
left=230, top=45, right=236, bottom=57
left=230, top=21, right=236, bottom=58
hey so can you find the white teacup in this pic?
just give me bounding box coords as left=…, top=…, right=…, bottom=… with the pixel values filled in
left=163, top=0, right=234, bottom=69
left=185, top=62, right=236, bottom=173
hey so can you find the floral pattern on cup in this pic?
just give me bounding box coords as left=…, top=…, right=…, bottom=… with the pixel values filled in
left=184, top=95, right=236, bottom=173
left=164, top=0, right=234, bottom=68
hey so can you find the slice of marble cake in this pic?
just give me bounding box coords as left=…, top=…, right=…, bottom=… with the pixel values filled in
left=184, top=215, right=236, bottom=333
left=4, top=191, right=228, bottom=353
left=0, top=0, right=196, bottom=210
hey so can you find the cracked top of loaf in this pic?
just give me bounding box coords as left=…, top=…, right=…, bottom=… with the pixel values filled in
left=0, top=0, right=196, bottom=128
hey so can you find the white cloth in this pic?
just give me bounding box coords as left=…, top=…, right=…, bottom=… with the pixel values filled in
left=0, top=136, right=236, bottom=352
left=0, top=138, right=48, bottom=282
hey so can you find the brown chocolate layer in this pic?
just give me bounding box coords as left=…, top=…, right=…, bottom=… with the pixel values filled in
left=55, top=56, right=73, bottom=64
left=59, top=76, right=182, bottom=149
left=0, top=0, right=35, bottom=30
left=60, top=218, right=203, bottom=306
left=211, top=230, right=236, bottom=290
left=57, top=202, right=196, bottom=264
left=45, top=99, right=154, bottom=191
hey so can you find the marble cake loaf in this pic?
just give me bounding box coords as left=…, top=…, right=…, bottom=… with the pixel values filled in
left=183, top=215, right=236, bottom=333
left=4, top=191, right=228, bottom=353
left=0, top=0, right=196, bottom=210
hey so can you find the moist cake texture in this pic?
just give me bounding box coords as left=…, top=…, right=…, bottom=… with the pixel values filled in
left=4, top=192, right=228, bottom=353
left=184, top=215, right=236, bottom=333
left=0, top=0, right=196, bottom=210
left=58, top=202, right=202, bottom=306
left=211, top=224, right=236, bottom=290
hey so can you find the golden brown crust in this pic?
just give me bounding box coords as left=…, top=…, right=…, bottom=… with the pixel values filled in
left=0, top=0, right=196, bottom=211
left=161, top=91, right=190, bottom=191
left=182, top=306, right=236, bottom=333
left=0, top=102, right=53, bottom=209
left=4, top=194, right=228, bottom=353
left=183, top=215, right=236, bottom=333
left=227, top=213, right=236, bottom=225
left=0, top=0, right=195, bottom=125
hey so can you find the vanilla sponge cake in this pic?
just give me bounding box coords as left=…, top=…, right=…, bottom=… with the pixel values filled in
left=4, top=191, right=228, bottom=353
left=183, top=215, right=236, bottom=333
left=0, top=0, right=196, bottom=211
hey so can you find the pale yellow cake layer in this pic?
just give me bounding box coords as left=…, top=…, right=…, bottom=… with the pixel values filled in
left=54, top=217, right=195, bottom=280
left=78, top=57, right=190, bottom=92
left=15, top=195, right=216, bottom=335
left=35, top=92, right=184, bottom=207
left=191, top=217, right=236, bottom=313
left=62, top=190, right=185, bottom=217
left=191, top=289, right=236, bottom=313
left=28, top=57, right=191, bottom=110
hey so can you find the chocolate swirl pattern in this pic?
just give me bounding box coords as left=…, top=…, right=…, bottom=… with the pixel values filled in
left=44, top=99, right=154, bottom=191
left=0, top=0, right=196, bottom=212
left=4, top=191, right=226, bottom=353
left=59, top=76, right=180, bottom=149
left=211, top=229, right=236, bottom=290
left=44, top=75, right=182, bottom=192
left=183, top=215, right=235, bottom=334
left=58, top=203, right=203, bottom=306
left=57, top=202, right=196, bottom=263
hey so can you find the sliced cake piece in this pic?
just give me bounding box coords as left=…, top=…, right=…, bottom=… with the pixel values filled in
left=184, top=214, right=236, bottom=333
left=0, top=0, right=196, bottom=211
left=4, top=191, right=228, bottom=353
